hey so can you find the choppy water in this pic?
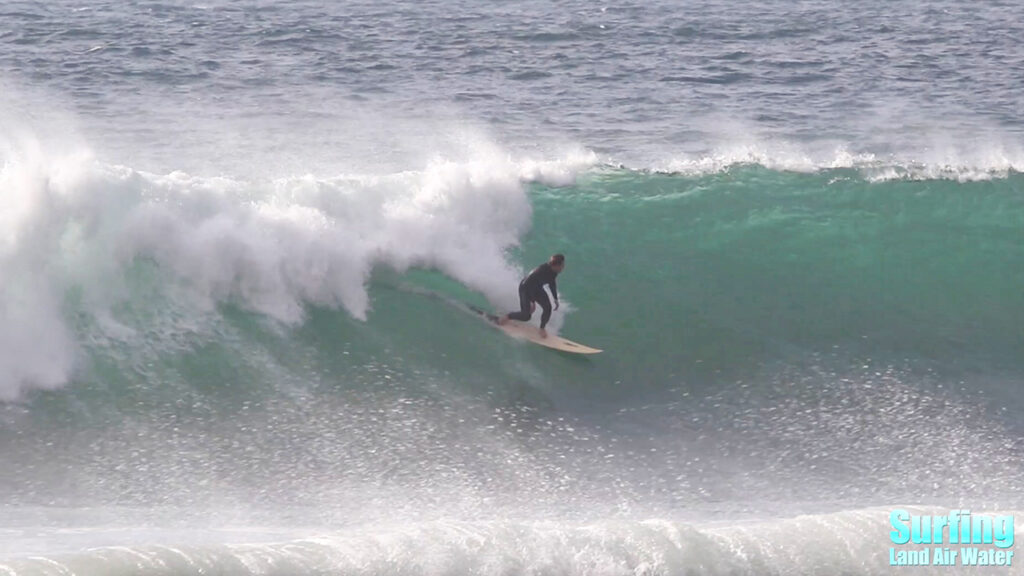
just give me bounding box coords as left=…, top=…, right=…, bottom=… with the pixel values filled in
left=1, top=1, right=1022, bottom=574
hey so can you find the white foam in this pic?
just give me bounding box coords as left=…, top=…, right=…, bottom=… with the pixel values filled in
left=656, top=129, right=1024, bottom=181
left=0, top=128, right=593, bottom=399
left=0, top=145, right=84, bottom=401
left=663, top=142, right=878, bottom=175
left=6, top=508, right=1021, bottom=575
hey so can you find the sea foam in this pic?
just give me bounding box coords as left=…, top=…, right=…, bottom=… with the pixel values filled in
left=0, top=129, right=594, bottom=400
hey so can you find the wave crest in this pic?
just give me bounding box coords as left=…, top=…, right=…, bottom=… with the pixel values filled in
left=0, top=135, right=593, bottom=399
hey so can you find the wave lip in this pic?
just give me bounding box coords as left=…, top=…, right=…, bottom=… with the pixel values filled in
left=657, top=137, right=1024, bottom=182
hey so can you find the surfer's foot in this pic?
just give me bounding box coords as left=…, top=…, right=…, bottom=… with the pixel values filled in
left=497, top=315, right=509, bottom=326
left=539, top=328, right=547, bottom=339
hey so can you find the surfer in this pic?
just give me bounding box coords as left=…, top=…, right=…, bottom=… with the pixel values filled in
left=498, top=253, right=564, bottom=338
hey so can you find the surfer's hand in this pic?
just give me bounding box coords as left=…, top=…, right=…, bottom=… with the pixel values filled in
left=554, top=300, right=559, bottom=311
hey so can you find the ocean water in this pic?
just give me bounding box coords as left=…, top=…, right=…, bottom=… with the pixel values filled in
left=1, top=1, right=1023, bottom=574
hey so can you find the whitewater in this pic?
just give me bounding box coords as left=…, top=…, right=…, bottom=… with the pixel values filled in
left=2, top=1, right=1023, bottom=574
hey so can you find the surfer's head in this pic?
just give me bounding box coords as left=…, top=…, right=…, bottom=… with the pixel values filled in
left=550, top=253, right=565, bottom=272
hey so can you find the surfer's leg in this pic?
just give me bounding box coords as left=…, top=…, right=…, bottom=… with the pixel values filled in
left=506, top=284, right=533, bottom=321
left=535, top=290, right=552, bottom=329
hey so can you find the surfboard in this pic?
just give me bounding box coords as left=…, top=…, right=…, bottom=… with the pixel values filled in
left=468, top=306, right=602, bottom=354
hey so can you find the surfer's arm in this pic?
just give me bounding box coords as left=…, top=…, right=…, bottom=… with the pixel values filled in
left=549, top=278, right=559, bottom=308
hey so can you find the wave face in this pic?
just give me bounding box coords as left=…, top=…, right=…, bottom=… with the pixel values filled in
left=542, top=167, right=1024, bottom=374
left=5, top=155, right=1022, bottom=410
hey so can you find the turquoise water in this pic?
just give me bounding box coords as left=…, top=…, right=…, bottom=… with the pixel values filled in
left=533, top=168, right=1024, bottom=374
left=2, top=1, right=1023, bottom=574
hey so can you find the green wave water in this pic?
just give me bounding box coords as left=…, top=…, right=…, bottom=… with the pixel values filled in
left=522, top=167, right=1024, bottom=378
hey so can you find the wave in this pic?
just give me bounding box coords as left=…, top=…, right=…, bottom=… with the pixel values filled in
left=0, top=128, right=597, bottom=399
left=653, top=137, right=1024, bottom=181
left=3, top=125, right=1024, bottom=400
left=4, top=508, right=1021, bottom=576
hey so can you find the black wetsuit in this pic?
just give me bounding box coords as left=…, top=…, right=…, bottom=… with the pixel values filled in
left=508, top=262, right=559, bottom=328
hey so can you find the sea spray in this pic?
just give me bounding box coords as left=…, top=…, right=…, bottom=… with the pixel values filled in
left=0, top=132, right=601, bottom=398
